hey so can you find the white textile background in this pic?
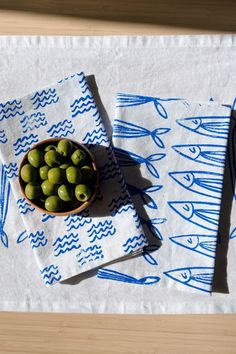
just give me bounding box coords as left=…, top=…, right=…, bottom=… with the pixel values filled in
left=0, top=35, right=236, bottom=313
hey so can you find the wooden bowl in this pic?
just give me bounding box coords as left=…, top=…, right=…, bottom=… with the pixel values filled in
left=18, top=138, right=99, bottom=216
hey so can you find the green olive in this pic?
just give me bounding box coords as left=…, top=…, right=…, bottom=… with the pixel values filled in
left=39, top=165, right=50, bottom=180
left=57, top=139, right=73, bottom=157
left=41, top=179, right=58, bottom=196
left=48, top=167, right=65, bottom=184
left=44, top=150, right=61, bottom=167
left=58, top=184, right=74, bottom=201
left=20, top=163, right=38, bottom=183
left=25, top=182, right=41, bottom=200
left=59, top=163, right=72, bottom=170
left=44, top=145, right=57, bottom=152
left=66, top=166, right=82, bottom=184
left=75, top=184, right=92, bottom=202
left=28, top=149, right=44, bottom=168
left=45, top=196, right=62, bottom=212
left=71, top=149, right=86, bottom=166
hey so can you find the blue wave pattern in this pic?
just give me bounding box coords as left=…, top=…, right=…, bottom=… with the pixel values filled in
left=40, top=265, right=62, bottom=286
left=0, top=164, right=10, bottom=248
left=0, top=99, right=24, bottom=121
left=172, top=144, right=226, bottom=168
left=176, top=116, right=230, bottom=139
left=42, top=213, right=55, bottom=223
left=3, top=163, right=18, bottom=178
left=0, top=129, right=7, bottom=144
left=114, top=147, right=165, bottom=179
left=70, top=94, right=96, bottom=118
left=169, top=170, right=224, bottom=199
left=76, top=245, right=104, bottom=267
left=123, top=234, right=147, bottom=253
left=170, top=234, right=217, bottom=258
left=87, top=220, right=116, bottom=243
left=64, top=214, right=92, bottom=232
left=116, top=93, right=181, bottom=119
left=17, top=198, right=35, bottom=215
left=127, top=183, right=162, bottom=210
left=113, top=119, right=170, bottom=148
left=82, top=127, right=109, bottom=145
left=140, top=217, right=166, bottom=240
left=52, top=233, right=81, bottom=257
left=57, top=72, right=82, bottom=84
left=99, top=159, right=120, bottom=181
left=168, top=201, right=220, bottom=231
left=93, top=109, right=103, bottom=127
left=20, top=112, right=47, bottom=133
left=164, top=266, right=214, bottom=293
left=108, top=195, right=131, bottom=216
left=97, top=268, right=160, bottom=285
left=31, top=88, right=59, bottom=110
left=28, top=231, right=48, bottom=249
left=47, top=119, right=75, bottom=138
left=13, top=133, right=39, bottom=156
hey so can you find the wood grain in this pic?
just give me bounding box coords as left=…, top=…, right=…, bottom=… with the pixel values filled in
left=0, top=2, right=236, bottom=354
left=0, top=313, right=236, bottom=354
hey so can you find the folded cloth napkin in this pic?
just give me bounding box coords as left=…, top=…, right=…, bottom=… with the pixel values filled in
left=113, top=93, right=231, bottom=293
left=0, top=74, right=147, bottom=285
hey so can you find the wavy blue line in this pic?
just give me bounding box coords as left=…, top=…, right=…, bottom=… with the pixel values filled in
left=32, top=93, right=57, bottom=105
left=54, top=238, right=80, bottom=252
left=77, top=250, right=103, bottom=263
left=76, top=245, right=101, bottom=256
left=34, top=97, right=59, bottom=110
left=71, top=100, right=94, bottom=112
left=47, top=119, right=71, bottom=131
left=49, top=129, right=75, bottom=138
left=52, top=233, right=78, bottom=245
left=23, top=121, right=47, bottom=133
left=88, top=225, right=114, bottom=237
left=41, top=265, right=57, bottom=273
left=124, top=240, right=147, bottom=253
left=70, top=95, right=93, bottom=107
left=29, top=231, right=44, bottom=238
left=42, top=270, right=59, bottom=279
left=72, top=105, right=96, bottom=117
left=123, top=234, right=146, bottom=247
left=54, top=244, right=81, bottom=257
left=0, top=105, right=23, bottom=114
left=0, top=99, right=20, bottom=108
left=32, top=240, right=48, bottom=249
left=48, top=124, right=73, bottom=134
left=90, top=228, right=116, bottom=243
left=0, top=110, right=24, bottom=121
left=67, top=219, right=92, bottom=231
left=31, top=88, right=56, bottom=100
left=45, top=275, right=62, bottom=285
left=13, top=134, right=38, bottom=146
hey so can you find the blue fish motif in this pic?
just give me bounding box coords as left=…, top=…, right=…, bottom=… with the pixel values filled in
left=97, top=268, right=161, bottom=285
left=93, top=110, right=102, bottom=127
left=114, top=147, right=166, bottom=179
left=116, top=93, right=181, bottom=119
left=142, top=245, right=160, bottom=266
left=17, top=230, right=28, bottom=244
left=123, top=234, right=147, bottom=253
left=113, top=119, right=170, bottom=148
left=40, top=264, right=62, bottom=286
left=108, top=195, right=132, bottom=216
left=29, top=231, right=48, bottom=249
left=176, top=116, right=230, bottom=139
left=13, top=133, right=39, bottom=156
left=64, top=214, right=92, bottom=232
left=53, top=233, right=81, bottom=257
left=168, top=201, right=220, bottom=231
left=230, top=227, right=236, bottom=239
left=20, top=112, right=47, bottom=133
left=99, top=160, right=121, bottom=181
left=3, top=163, right=18, bottom=179
left=47, top=119, right=75, bottom=138
left=76, top=245, right=104, bottom=267
left=169, top=171, right=224, bottom=199
left=0, top=129, right=7, bottom=144
left=31, top=88, right=59, bottom=110
left=42, top=213, right=55, bottom=223
left=140, top=217, right=167, bottom=240
left=88, top=220, right=116, bottom=243
left=0, top=165, right=10, bottom=248
left=172, top=144, right=226, bottom=167
left=0, top=99, right=24, bottom=121
left=17, top=198, right=35, bottom=215
left=170, top=234, right=217, bottom=258
left=82, top=127, right=109, bottom=145
left=127, top=183, right=162, bottom=210
left=70, top=94, right=96, bottom=118
left=164, top=266, right=214, bottom=293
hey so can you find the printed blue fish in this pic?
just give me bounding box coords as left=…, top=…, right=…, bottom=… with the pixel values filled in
left=169, top=234, right=217, bottom=258
left=0, top=164, right=10, bottom=248
left=113, top=119, right=170, bottom=148
left=176, top=116, right=230, bottom=138
left=172, top=144, right=226, bottom=167
left=169, top=171, right=223, bottom=199
left=127, top=183, right=162, bottom=210
left=140, top=217, right=166, bottom=240
left=164, top=266, right=214, bottom=293
left=168, top=201, right=220, bottom=231
left=97, top=268, right=160, bottom=285
left=142, top=245, right=160, bottom=266
left=116, top=93, right=181, bottom=119
left=114, top=147, right=166, bottom=179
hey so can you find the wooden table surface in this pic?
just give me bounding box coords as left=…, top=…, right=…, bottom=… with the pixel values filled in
left=0, top=1, right=236, bottom=353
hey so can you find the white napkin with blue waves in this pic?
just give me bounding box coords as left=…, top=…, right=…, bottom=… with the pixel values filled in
left=112, top=93, right=231, bottom=294
left=0, top=75, right=147, bottom=285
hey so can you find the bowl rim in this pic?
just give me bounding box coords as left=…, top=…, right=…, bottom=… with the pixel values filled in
left=18, top=137, right=99, bottom=216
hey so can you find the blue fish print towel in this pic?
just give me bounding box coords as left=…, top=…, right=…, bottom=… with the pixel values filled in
left=113, top=93, right=231, bottom=293
left=0, top=75, right=147, bottom=285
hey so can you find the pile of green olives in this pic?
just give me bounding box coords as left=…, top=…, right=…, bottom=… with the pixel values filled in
left=20, top=139, right=97, bottom=212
